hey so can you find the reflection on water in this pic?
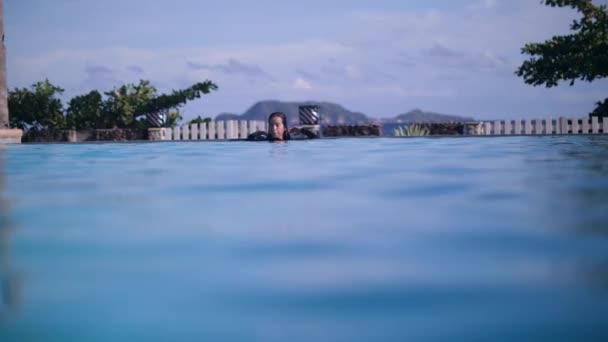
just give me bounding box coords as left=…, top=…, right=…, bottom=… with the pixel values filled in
left=1, top=137, right=608, bottom=341
left=534, top=138, right=608, bottom=235
left=0, top=149, right=20, bottom=321
left=539, top=138, right=608, bottom=291
left=269, top=141, right=290, bottom=157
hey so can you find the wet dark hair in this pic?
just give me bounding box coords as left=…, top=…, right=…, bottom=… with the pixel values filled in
left=268, top=112, right=291, bottom=141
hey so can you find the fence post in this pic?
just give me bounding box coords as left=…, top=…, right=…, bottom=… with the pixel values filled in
left=233, top=120, right=240, bottom=139
left=200, top=121, right=207, bottom=140
left=524, top=119, right=532, bottom=135
left=514, top=119, right=522, bottom=135
left=504, top=120, right=512, bottom=135
left=493, top=121, right=501, bottom=135
left=572, top=118, right=579, bottom=134
left=484, top=122, right=492, bottom=135
left=582, top=117, right=590, bottom=134
left=208, top=121, right=216, bottom=140
left=546, top=117, right=553, bottom=134
left=191, top=124, right=199, bottom=140
left=182, top=124, right=190, bottom=140
left=591, top=116, right=600, bottom=134
left=217, top=121, right=225, bottom=140
left=247, top=121, right=255, bottom=136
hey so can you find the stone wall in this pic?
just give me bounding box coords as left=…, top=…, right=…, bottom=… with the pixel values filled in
left=424, top=123, right=465, bottom=135
left=22, top=129, right=147, bottom=143
left=322, top=125, right=382, bottom=137
left=22, top=129, right=71, bottom=143
left=0, top=128, right=23, bottom=144
left=92, top=129, right=147, bottom=141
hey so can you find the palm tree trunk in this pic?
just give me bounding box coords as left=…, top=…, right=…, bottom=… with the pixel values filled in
left=0, top=0, right=8, bottom=129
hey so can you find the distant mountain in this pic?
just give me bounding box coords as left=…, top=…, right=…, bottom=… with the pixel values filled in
left=215, top=100, right=371, bottom=125
left=388, top=109, right=474, bottom=123
left=214, top=112, right=241, bottom=120
left=214, top=101, right=474, bottom=125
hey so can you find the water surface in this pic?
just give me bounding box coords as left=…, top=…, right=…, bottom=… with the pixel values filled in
left=1, top=136, right=608, bottom=341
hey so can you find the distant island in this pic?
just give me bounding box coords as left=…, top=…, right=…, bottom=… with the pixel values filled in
left=214, top=100, right=474, bottom=125
left=387, top=109, right=474, bottom=124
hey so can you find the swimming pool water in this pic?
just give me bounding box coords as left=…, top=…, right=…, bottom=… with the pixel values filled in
left=1, top=136, right=608, bottom=341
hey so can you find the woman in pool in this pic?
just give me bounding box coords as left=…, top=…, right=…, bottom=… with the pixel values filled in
left=268, top=112, right=291, bottom=141
left=247, top=112, right=318, bottom=141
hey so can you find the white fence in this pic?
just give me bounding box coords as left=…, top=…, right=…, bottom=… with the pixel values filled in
left=157, top=120, right=267, bottom=141
left=153, top=117, right=607, bottom=140
left=469, top=117, right=607, bottom=136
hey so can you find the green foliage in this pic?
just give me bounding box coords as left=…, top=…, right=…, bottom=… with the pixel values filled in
left=8, top=79, right=66, bottom=131
left=66, top=90, right=104, bottom=129
left=590, top=98, right=608, bottom=117
left=142, top=82, right=218, bottom=117
left=8, top=79, right=218, bottom=131
left=186, top=115, right=212, bottom=125
left=393, top=124, right=430, bottom=137
left=102, top=80, right=217, bottom=129
left=102, top=80, right=158, bottom=128
left=166, top=110, right=183, bottom=128
left=393, top=126, right=406, bottom=137
left=516, top=0, right=608, bottom=116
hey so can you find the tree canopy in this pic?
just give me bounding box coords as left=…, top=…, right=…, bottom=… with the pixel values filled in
left=516, top=0, right=608, bottom=116
left=9, top=79, right=218, bottom=131
left=9, top=80, right=65, bottom=131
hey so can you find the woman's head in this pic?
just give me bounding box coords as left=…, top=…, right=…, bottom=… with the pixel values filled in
left=268, top=112, right=290, bottom=141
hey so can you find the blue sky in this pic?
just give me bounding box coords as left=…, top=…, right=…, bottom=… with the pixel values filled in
left=6, top=0, right=608, bottom=120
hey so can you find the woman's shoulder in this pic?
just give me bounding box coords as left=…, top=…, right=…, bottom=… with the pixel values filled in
left=246, top=130, right=269, bottom=141
left=289, top=126, right=320, bottom=140
left=246, top=126, right=320, bottom=141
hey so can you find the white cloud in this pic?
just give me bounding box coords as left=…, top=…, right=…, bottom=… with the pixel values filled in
left=467, top=0, right=497, bottom=10
left=292, top=78, right=312, bottom=90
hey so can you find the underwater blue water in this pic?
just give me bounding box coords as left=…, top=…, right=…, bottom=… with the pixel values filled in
left=1, top=136, right=608, bottom=341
